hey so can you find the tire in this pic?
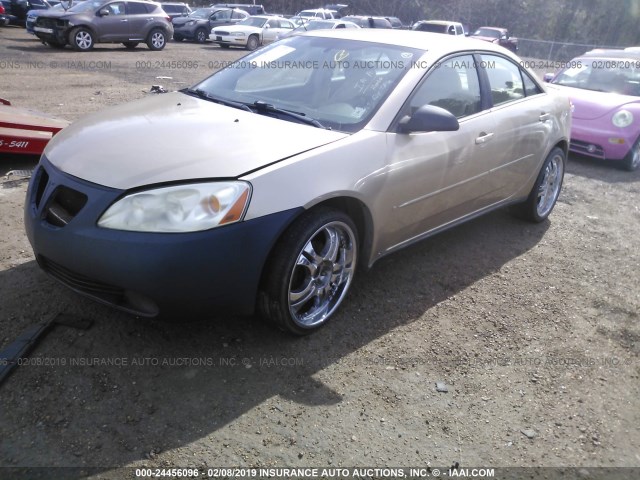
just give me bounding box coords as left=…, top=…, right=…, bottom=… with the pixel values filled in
left=69, top=27, right=94, bottom=51
left=258, top=207, right=358, bottom=335
left=246, top=34, right=259, bottom=51
left=622, top=138, right=640, bottom=171
left=146, top=28, right=167, bottom=51
left=195, top=28, right=207, bottom=44
left=173, top=34, right=183, bottom=42
left=515, top=147, right=565, bottom=222
left=122, top=42, right=139, bottom=49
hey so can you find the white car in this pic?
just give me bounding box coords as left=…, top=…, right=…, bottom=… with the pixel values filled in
left=277, top=19, right=360, bottom=40
left=412, top=20, right=466, bottom=36
left=210, top=15, right=294, bottom=50
left=297, top=8, right=335, bottom=20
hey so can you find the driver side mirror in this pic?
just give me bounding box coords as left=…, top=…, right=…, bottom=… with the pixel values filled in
left=398, top=105, right=460, bottom=134
left=543, top=73, right=554, bottom=83
left=99, top=7, right=110, bottom=16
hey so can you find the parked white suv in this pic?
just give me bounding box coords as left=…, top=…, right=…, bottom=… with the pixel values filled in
left=412, top=20, right=465, bottom=36
left=297, top=8, right=334, bottom=20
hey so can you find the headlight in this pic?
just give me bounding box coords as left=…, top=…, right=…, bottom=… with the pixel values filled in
left=612, top=109, right=634, bottom=128
left=232, top=32, right=246, bottom=37
left=98, top=182, right=251, bottom=233
left=186, top=20, right=195, bottom=26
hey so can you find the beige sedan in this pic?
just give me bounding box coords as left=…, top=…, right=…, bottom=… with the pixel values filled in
left=25, top=30, right=571, bottom=334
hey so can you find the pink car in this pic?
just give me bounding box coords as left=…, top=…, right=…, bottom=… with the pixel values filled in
left=546, top=49, right=640, bottom=171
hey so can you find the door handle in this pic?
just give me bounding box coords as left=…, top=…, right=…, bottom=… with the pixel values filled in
left=120, top=19, right=128, bottom=22
left=475, top=132, right=494, bottom=145
left=539, top=113, right=551, bottom=122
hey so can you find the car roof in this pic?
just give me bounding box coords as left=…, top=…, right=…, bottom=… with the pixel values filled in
left=418, top=20, right=461, bottom=26
left=582, top=48, right=640, bottom=59
left=305, top=28, right=515, bottom=55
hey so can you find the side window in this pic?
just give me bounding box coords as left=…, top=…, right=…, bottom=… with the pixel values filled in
left=522, top=72, right=543, bottom=96
left=409, top=55, right=482, bottom=118
left=231, top=10, right=245, bottom=19
left=266, top=19, right=278, bottom=28
left=106, top=2, right=126, bottom=15
left=280, top=20, right=293, bottom=29
left=481, top=55, right=525, bottom=105
left=456, top=25, right=463, bottom=35
left=127, top=2, right=148, bottom=15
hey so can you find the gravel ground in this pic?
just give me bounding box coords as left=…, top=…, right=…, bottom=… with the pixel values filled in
left=1, top=25, right=639, bottom=479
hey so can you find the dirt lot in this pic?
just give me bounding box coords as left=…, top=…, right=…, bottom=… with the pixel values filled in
left=1, top=25, right=639, bottom=479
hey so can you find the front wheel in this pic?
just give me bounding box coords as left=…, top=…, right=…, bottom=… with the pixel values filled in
left=622, top=138, right=640, bottom=171
left=515, top=147, right=565, bottom=222
left=69, top=27, right=94, bottom=51
left=195, top=28, right=207, bottom=44
left=146, top=28, right=167, bottom=51
left=258, top=208, right=358, bottom=335
left=246, top=34, right=259, bottom=51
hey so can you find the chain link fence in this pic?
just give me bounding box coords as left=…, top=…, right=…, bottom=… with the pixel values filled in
left=518, top=37, right=626, bottom=62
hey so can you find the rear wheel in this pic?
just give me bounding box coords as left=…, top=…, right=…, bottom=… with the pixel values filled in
left=515, top=147, right=565, bottom=222
left=195, top=28, right=207, bottom=44
left=69, top=27, right=94, bottom=51
left=246, top=34, right=259, bottom=51
left=258, top=208, right=358, bottom=335
left=123, top=42, right=139, bottom=49
left=622, top=138, right=640, bottom=171
left=146, top=28, right=167, bottom=51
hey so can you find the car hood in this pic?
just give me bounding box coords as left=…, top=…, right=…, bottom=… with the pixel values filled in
left=172, top=16, right=205, bottom=26
left=471, top=35, right=498, bottom=43
left=550, top=84, right=640, bottom=120
left=45, top=92, right=348, bottom=190
left=214, top=24, right=260, bottom=33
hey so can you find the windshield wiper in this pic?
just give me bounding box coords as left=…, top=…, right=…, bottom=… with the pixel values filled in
left=250, top=100, right=328, bottom=129
left=183, top=88, right=253, bottom=112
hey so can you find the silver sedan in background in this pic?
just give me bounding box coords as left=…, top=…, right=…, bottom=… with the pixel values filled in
left=25, top=31, right=571, bottom=335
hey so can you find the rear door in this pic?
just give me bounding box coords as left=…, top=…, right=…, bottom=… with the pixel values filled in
left=478, top=54, right=551, bottom=198
left=125, top=1, right=155, bottom=40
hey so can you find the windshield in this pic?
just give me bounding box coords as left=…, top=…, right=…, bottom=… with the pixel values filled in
left=552, top=58, right=640, bottom=95
left=191, top=36, right=422, bottom=133
left=238, top=16, right=267, bottom=27
left=189, top=8, right=212, bottom=19
left=68, top=0, right=102, bottom=13
left=473, top=28, right=500, bottom=38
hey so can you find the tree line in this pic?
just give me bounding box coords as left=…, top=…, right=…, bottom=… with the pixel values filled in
left=258, top=0, right=640, bottom=48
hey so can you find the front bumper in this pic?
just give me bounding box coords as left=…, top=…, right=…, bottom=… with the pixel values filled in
left=24, top=156, right=301, bottom=319
left=570, top=118, right=638, bottom=161
left=173, top=24, right=198, bottom=39
left=210, top=34, right=247, bottom=46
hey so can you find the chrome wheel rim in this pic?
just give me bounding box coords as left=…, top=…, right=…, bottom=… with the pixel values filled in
left=631, top=143, right=640, bottom=169
left=288, top=221, right=357, bottom=328
left=197, top=30, right=206, bottom=42
left=151, top=32, right=165, bottom=49
left=75, top=31, right=91, bottom=49
left=536, top=153, right=564, bottom=218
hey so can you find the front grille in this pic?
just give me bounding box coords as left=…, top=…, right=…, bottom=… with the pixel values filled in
left=215, top=31, right=229, bottom=36
left=39, top=256, right=125, bottom=298
left=36, top=17, right=61, bottom=29
left=44, top=185, right=87, bottom=227
left=570, top=140, right=605, bottom=158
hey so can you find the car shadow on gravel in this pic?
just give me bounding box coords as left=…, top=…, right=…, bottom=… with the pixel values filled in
left=0, top=210, right=549, bottom=473
left=567, top=152, right=640, bottom=183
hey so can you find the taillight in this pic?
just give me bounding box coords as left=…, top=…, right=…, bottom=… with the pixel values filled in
left=0, top=5, right=5, bottom=13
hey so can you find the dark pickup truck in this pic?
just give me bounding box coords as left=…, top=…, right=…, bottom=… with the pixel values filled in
left=471, top=26, right=518, bottom=53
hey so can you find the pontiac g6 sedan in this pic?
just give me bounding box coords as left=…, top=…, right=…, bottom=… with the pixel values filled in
left=25, top=30, right=571, bottom=335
